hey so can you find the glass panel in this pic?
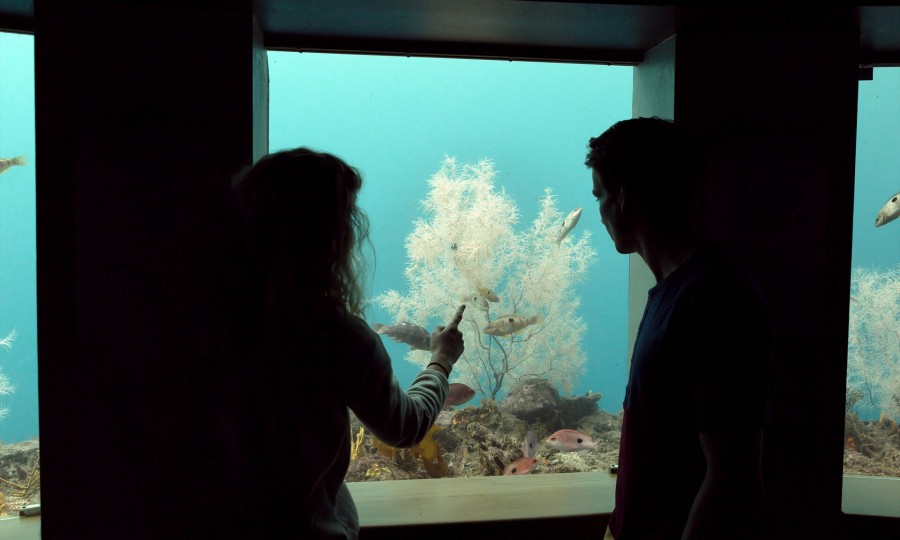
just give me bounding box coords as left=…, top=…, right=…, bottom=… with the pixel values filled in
left=0, top=31, right=40, bottom=516
left=268, top=51, right=631, bottom=479
left=843, top=67, right=900, bottom=483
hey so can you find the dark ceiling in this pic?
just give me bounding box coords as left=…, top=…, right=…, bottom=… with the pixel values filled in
left=1, top=2, right=899, bottom=65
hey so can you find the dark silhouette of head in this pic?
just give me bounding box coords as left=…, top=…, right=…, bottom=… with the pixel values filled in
left=231, top=147, right=371, bottom=340
left=585, top=117, right=702, bottom=233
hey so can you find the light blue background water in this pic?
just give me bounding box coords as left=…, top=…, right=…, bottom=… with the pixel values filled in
left=0, top=32, right=39, bottom=444
left=267, top=51, right=633, bottom=410
left=0, top=33, right=897, bottom=442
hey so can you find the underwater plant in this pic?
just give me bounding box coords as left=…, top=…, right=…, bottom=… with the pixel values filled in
left=376, top=157, right=596, bottom=400
left=846, top=266, right=900, bottom=418
left=0, top=328, right=16, bottom=422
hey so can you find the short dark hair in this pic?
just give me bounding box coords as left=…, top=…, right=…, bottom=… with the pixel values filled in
left=585, top=117, right=702, bottom=226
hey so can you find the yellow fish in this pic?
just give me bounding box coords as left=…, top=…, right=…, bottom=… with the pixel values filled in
left=482, top=314, right=542, bottom=336
left=0, top=155, right=27, bottom=175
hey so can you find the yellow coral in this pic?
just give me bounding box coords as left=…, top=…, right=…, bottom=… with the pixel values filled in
left=411, top=424, right=449, bottom=477
left=372, top=436, right=398, bottom=458
left=364, top=462, right=391, bottom=480
left=878, top=413, right=899, bottom=435
left=350, top=427, right=365, bottom=460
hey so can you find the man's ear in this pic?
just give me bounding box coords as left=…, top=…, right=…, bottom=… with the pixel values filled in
left=618, top=186, right=627, bottom=214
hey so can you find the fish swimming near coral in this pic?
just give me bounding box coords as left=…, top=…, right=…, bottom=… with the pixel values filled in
left=372, top=321, right=431, bottom=351
left=482, top=314, right=543, bottom=336
left=477, top=286, right=500, bottom=302
left=503, top=456, right=538, bottom=476
left=444, top=382, right=476, bottom=407
left=545, top=429, right=597, bottom=452
left=460, top=292, right=489, bottom=311
left=523, top=430, right=538, bottom=458
left=0, top=155, right=27, bottom=175
left=874, top=192, right=899, bottom=227
left=556, top=207, right=583, bottom=246
left=502, top=430, right=540, bottom=475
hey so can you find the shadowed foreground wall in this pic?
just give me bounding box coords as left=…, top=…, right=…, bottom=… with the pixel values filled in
left=30, top=2, right=899, bottom=538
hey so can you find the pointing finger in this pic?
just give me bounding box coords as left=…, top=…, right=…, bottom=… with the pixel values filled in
left=447, top=305, right=466, bottom=329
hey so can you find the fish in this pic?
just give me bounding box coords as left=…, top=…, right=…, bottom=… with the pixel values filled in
left=372, top=321, right=431, bottom=351
left=445, top=382, right=476, bottom=407
left=545, top=429, right=598, bottom=452
left=482, top=314, right=543, bottom=337
left=874, top=192, right=900, bottom=227
left=0, top=155, right=27, bottom=175
left=460, top=292, right=489, bottom=311
left=523, top=430, right=538, bottom=458
left=556, top=207, right=583, bottom=246
left=503, top=456, right=538, bottom=476
left=476, top=286, right=500, bottom=302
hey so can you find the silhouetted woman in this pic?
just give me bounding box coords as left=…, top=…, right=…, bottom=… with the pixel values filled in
left=195, top=147, right=464, bottom=538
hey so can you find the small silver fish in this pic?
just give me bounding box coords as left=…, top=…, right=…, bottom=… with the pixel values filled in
left=372, top=321, right=431, bottom=351
left=476, top=286, right=500, bottom=302
left=460, top=292, right=489, bottom=311
left=523, top=430, right=538, bottom=458
left=874, top=192, right=900, bottom=227
left=482, top=314, right=542, bottom=336
left=0, top=155, right=27, bottom=175
left=556, top=207, right=583, bottom=246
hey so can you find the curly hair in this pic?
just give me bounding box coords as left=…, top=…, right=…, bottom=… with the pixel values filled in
left=230, top=147, right=372, bottom=341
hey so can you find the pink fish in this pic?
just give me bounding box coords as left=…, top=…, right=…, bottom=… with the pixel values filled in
left=503, top=456, right=538, bottom=476
left=444, top=383, right=476, bottom=407
left=545, top=429, right=597, bottom=452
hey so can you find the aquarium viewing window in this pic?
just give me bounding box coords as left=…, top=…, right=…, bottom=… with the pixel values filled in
left=841, top=66, right=900, bottom=518
left=0, top=31, right=41, bottom=520
left=268, top=49, right=633, bottom=519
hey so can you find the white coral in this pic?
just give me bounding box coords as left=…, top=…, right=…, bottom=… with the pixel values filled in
left=0, top=328, right=16, bottom=422
left=847, top=266, right=900, bottom=418
left=374, top=157, right=596, bottom=400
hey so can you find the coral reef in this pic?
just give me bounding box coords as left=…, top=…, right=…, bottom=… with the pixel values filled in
left=844, top=412, right=900, bottom=477
left=375, top=157, right=597, bottom=401
left=0, top=438, right=40, bottom=517
left=846, top=265, right=900, bottom=417
left=350, top=427, right=365, bottom=461
left=345, top=378, right=621, bottom=484
left=0, top=328, right=16, bottom=423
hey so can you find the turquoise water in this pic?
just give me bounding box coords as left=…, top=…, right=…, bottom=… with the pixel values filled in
left=849, top=68, right=900, bottom=422
left=0, top=33, right=897, bottom=443
left=0, top=32, right=38, bottom=444
left=268, top=51, right=633, bottom=408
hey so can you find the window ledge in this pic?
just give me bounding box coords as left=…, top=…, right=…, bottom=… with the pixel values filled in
left=842, top=475, right=900, bottom=518
left=347, top=470, right=617, bottom=527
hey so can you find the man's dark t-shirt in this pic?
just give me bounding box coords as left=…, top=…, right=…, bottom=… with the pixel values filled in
left=608, top=244, right=773, bottom=539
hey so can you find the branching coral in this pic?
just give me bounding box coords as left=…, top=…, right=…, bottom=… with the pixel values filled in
left=847, top=266, right=900, bottom=418
left=350, top=427, right=365, bottom=461
left=375, top=157, right=596, bottom=400
left=0, top=328, right=16, bottom=423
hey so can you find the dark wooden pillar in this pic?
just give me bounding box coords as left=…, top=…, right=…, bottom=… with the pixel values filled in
left=34, top=1, right=267, bottom=536
left=673, top=9, right=859, bottom=539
